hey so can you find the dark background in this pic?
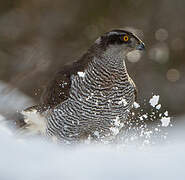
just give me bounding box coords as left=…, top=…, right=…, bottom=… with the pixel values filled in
left=0, top=0, right=184, bottom=118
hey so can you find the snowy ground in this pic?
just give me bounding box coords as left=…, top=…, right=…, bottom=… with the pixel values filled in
left=0, top=119, right=185, bottom=180
left=0, top=80, right=34, bottom=115
left=0, top=81, right=185, bottom=180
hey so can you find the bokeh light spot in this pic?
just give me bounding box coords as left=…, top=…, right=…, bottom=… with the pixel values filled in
left=155, top=28, right=168, bottom=41
left=171, top=38, right=184, bottom=51
left=166, top=68, right=180, bottom=82
left=148, top=44, right=169, bottom=63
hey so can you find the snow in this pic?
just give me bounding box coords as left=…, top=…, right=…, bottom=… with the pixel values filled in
left=94, top=131, right=100, bottom=137
left=161, top=117, right=171, bottom=127
left=133, top=102, right=140, bottom=108
left=164, top=111, right=168, bottom=116
left=109, top=127, right=119, bottom=135
left=0, top=114, right=5, bottom=121
left=0, top=115, right=13, bottom=136
left=0, top=120, right=185, bottom=180
left=113, top=116, right=121, bottom=126
left=77, top=71, right=85, bottom=78
left=0, top=80, right=34, bottom=114
left=139, top=114, right=148, bottom=120
left=118, top=98, right=127, bottom=106
left=149, top=95, right=160, bottom=107
left=143, top=114, right=148, bottom=119
left=156, top=104, right=161, bottom=110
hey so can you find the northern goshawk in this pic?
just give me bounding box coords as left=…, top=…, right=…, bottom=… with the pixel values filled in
left=19, top=29, right=145, bottom=143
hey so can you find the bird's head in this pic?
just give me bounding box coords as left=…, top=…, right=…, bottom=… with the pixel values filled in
left=94, top=29, right=145, bottom=57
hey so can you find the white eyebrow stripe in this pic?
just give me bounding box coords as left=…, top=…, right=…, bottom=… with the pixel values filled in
left=108, top=31, right=120, bottom=35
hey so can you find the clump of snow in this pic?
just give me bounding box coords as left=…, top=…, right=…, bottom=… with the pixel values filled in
left=77, top=71, right=85, bottom=78
left=142, top=114, right=148, bottom=119
left=156, top=104, right=161, bottom=110
left=139, top=114, right=148, bottom=121
left=118, top=98, right=127, bottom=106
left=94, top=131, right=100, bottom=137
left=110, top=127, right=119, bottom=135
left=114, top=116, right=120, bottom=126
left=113, top=116, right=124, bottom=129
left=164, top=111, right=168, bottom=116
left=149, top=95, right=160, bottom=107
left=126, top=94, right=172, bottom=146
left=133, top=102, right=140, bottom=108
left=161, top=117, right=171, bottom=127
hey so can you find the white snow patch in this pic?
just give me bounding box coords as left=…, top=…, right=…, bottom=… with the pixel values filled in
left=161, top=117, right=171, bottom=127
left=133, top=102, right=140, bottom=108
left=164, top=111, right=168, bottom=116
left=139, top=114, right=148, bottom=121
left=149, top=95, right=160, bottom=107
left=142, top=114, right=148, bottom=119
left=156, top=104, right=161, bottom=110
left=110, top=127, right=119, bottom=135
left=118, top=98, right=127, bottom=106
left=94, top=131, right=100, bottom=137
left=77, top=71, right=85, bottom=78
left=113, top=116, right=121, bottom=126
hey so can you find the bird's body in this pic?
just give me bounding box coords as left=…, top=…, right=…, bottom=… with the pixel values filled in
left=20, top=29, right=145, bottom=143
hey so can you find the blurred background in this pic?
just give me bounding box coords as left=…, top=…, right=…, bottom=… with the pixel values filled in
left=0, top=0, right=184, bottom=121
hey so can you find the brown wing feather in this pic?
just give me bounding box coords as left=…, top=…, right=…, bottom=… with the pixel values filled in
left=40, top=50, right=95, bottom=110
left=40, top=67, right=72, bottom=109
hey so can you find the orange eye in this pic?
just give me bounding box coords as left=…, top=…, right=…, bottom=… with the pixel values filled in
left=123, top=35, right=129, bottom=42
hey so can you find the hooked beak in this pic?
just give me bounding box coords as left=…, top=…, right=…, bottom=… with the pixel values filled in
left=136, top=42, right=145, bottom=51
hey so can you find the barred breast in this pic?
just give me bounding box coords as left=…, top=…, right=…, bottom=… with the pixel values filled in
left=46, top=57, right=136, bottom=142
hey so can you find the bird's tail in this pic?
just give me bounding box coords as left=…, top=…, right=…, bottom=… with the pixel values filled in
left=17, top=106, right=47, bottom=136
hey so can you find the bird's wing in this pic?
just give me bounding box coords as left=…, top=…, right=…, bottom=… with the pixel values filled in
left=17, top=63, right=80, bottom=133
left=40, top=54, right=92, bottom=110
left=40, top=66, right=72, bottom=109
left=40, top=50, right=94, bottom=109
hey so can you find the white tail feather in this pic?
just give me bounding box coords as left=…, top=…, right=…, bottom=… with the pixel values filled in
left=20, top=109, right=47, bottom=136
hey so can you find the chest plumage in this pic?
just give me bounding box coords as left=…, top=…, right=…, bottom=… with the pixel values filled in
left=46, top=56, right=136, bottom=142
